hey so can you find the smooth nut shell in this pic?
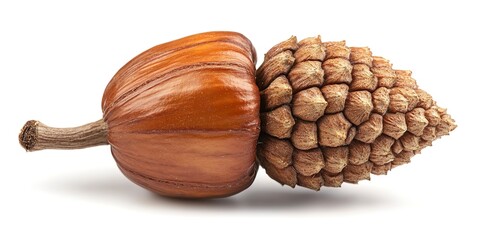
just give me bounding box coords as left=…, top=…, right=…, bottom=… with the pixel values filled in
left=102, top=32, right=259, bottom=198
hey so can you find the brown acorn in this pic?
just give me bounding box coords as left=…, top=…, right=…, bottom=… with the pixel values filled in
left=19, top=32, right=456, bottom=198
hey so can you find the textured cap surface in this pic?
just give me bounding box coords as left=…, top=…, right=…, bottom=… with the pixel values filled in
left=256, top=35, right=456, bottom=190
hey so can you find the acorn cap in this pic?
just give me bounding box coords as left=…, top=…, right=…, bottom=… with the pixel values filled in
left=256, top=35, right=456, bottom=190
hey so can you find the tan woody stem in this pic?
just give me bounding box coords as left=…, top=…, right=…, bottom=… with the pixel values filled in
left=19, top=119, right=108, bottom=151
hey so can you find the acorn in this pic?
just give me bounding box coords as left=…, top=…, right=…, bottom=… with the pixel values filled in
left=19, top=31, right=456, bottom=198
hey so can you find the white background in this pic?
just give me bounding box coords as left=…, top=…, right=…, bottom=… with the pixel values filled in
left=1, top=0, right=478, bottom=239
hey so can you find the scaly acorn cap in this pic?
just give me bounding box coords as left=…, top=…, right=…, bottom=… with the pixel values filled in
left=256, top=35, right=456, bottom=190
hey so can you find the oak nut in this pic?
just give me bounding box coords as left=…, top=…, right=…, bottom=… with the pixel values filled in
left=19, top=32, right=457, bottom=198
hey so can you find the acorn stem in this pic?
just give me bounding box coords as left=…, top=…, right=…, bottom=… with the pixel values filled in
left=19, top=119, right=108, bottom=152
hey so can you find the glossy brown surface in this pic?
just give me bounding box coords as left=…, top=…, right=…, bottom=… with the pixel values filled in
left=102, top=32, right=260, bottom=198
